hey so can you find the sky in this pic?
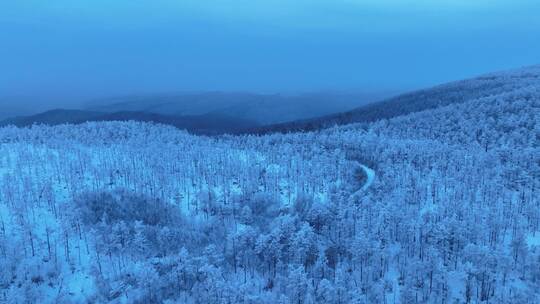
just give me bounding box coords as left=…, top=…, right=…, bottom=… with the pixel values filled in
left=1, top=0, right=539, bottom=105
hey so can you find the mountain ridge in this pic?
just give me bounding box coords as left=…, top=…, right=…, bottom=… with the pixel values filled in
left=0, top=109, right=259, bottom=135
left=83, top=91, right=386, bottom=125
left=245, top=64, right=540, bottom=134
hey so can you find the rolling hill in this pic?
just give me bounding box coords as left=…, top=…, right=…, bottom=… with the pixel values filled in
left=0, top=109, right=258, bottom=135
left=2, top=65, right=538, bottom=137
left=0, top=92, right=389, bottom=134
left=84, top=91, right=388, bottom=125
left=0, top=64, right=538, bottom=303
left=250, top=65, right=540, bottom=134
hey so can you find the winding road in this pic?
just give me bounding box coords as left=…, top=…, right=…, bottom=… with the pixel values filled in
left=359, top=164, right=375, bottom=191
left=348, top=162, right=375, bottom=202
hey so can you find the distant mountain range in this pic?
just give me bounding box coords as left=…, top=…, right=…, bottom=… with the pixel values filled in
left=2, top=65, right=538, bottom=135
left=83, top=92, right=387, bottom=125
left=0, top=92, right=389, bottom=134
left=0, top=109, right=257, bottom=135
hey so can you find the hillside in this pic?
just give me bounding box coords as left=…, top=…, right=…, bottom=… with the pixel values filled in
left=251, top=65, right=540, bottom=134
left=0, top=109, right=104, bottom=127
left=0, top=92, right=386, bottom=134
left=0, top=66, right=538, bottom=303
left=84, top=92, right=386, bottom=125
left=0, top=109, right=259, bottom=135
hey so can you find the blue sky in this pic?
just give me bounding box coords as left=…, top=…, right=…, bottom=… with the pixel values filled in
left=1, top=0, right=539, bottom=102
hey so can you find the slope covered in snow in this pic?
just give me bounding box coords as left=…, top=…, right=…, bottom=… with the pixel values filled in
left=0, top=65, right=538, bottom=303
left=252, top=64, right=540, bottom=134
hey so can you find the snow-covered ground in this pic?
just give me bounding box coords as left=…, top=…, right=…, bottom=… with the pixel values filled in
left=528, top=232, right=540, bottom=248
left=359, top=164, right=375, bottom=191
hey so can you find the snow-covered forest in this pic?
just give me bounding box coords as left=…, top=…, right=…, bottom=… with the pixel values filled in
left=0, top=67, right=539, bottom=303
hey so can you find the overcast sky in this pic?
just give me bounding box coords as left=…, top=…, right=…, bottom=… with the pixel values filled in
left=1, top=0, right=539, bottom=103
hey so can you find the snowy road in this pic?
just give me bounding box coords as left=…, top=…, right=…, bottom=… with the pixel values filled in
left=359, top=164, right=375, bottom=191
left=348, top=162, right=375, bottom=201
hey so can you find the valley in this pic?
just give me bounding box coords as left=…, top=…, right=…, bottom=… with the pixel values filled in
left=0, top=66, right=538, bottom=303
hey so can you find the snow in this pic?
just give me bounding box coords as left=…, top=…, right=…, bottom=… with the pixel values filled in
left=359, top=164, right=375, bottom=191
left=447, top=270, right=466, bottom=302
left=527, top=232, right=540, bottom=248
left=0, top=203, right=13, bottom=235
left=0, top=90, right=538, bottom=304
left=65, top=272, right=95, bottom=302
